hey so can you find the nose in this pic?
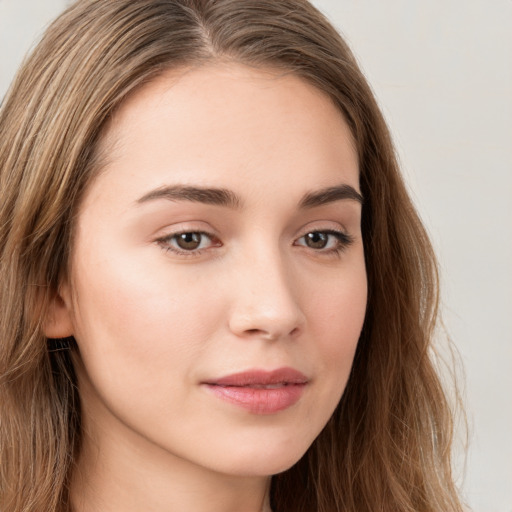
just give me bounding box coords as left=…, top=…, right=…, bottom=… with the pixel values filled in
left=227, top=249, right=305, bottom=341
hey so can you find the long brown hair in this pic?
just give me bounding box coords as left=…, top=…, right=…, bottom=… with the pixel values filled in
left=0, top=1, right=464, bottom=510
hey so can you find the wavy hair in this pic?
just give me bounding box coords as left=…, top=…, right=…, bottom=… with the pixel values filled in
left=0, top=1, right=463, bottom=510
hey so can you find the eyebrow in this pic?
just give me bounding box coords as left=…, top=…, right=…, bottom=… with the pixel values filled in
left=136, top=183, right=363, bottom=209
left=298, top=184, right=363, bottom=209
left=136, top=185, right=242, bottom=209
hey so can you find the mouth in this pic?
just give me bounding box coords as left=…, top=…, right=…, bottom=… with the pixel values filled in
left=227, top=383, right=293, bottom=389
left=202, top=367, right=308, bottom=414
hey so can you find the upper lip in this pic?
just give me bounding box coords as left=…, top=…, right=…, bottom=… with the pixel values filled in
left=204, top=367, right=308, bottom=387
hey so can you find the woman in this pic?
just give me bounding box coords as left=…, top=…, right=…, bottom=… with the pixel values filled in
left=0, top=1, right=464, bottom=511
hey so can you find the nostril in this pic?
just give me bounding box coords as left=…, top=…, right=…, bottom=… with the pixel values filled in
left=228, top=288, right=305, bottom=340
left=241, top=326, right=301, bottom=340
left=289, top=327, right=300, bottom=337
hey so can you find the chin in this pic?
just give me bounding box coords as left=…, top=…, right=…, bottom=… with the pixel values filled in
left=211, top=436, right=313, bottom=478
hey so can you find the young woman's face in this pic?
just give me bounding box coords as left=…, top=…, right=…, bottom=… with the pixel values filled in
left=58, top=63, right=367, bottom=477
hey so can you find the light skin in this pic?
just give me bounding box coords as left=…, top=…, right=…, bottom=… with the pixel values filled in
left=45, top=62, right=367, bottom=512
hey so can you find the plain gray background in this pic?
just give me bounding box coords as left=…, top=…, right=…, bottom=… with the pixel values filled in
left=1, top=1, right=511, bottom=510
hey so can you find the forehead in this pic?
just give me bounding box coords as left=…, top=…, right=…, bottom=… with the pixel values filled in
left=86, top=62, right=359, bottom=210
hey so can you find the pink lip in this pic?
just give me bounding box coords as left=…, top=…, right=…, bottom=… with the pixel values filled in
left=202, top=367, right=308, bottom=415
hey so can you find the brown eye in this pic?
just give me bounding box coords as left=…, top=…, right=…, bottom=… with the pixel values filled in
left=295, top=230, right=353, bottom=254
left=304, top=232, right=329, bottom=249
left=175, top=232, right=203, bottom=251
left=158, top=231, right=219, bottom=254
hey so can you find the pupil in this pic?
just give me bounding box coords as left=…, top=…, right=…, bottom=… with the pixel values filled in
left=177, top=233, right=201, bottom=250
left=306, top=232, right=328, bottom=249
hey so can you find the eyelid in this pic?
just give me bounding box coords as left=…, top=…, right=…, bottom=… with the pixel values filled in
left=155, top=228, right=222, bottom=257
left=152, top=222, right=355, bottom=259
left=293, top=228, right=354, bottom=255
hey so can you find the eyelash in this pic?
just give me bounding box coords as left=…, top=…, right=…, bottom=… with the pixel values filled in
left=155, top=229, right=354, bottom=258
left=156, top=231, right=220, bottom=257
left=294, top=229, right=354, bottom=256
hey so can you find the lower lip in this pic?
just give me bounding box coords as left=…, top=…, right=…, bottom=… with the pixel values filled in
left=203, top=384, right=306, bottom=414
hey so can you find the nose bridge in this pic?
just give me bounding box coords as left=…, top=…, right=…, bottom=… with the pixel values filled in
left=228, top=242, right=304, bottom=340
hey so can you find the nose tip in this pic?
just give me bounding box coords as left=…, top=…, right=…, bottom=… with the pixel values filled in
left=229, top=312, right=302, bottom=341
left=227, top=261, right=305, bottom=341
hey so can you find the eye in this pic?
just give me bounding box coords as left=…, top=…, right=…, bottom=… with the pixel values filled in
left=295, top=230, right=353, bottom=253
left=156, top=231, right=220, bottom=254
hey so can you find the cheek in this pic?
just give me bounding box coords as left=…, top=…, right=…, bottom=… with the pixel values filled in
left=69, top=251, right=226, bottom=391
left=305, top=260, right=367, bottom=386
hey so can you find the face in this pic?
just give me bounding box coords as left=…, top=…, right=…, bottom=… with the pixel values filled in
left=53, top=63, right=367, bottom=478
